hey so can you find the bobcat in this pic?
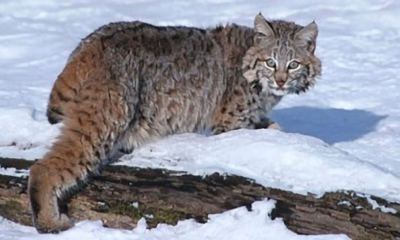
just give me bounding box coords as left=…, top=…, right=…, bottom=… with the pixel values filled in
left=29, top=13, right=321, bottom=233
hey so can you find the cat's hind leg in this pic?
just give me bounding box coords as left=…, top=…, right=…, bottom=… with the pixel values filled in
left=28, top=71, right=135, bottom=233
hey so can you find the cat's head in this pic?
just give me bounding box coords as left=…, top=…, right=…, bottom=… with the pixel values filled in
left=243, top=13, right=321, bottom=96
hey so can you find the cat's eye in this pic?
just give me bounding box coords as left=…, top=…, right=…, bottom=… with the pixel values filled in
left=265, top=59, right=276, bottom=68
left=288, top=61, right=300, bottom=70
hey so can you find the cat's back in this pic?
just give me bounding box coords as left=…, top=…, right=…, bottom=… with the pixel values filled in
left=48, top=21, right=225, bottom=124
left=61, top=21, right=226, bottom=135
left=97, top=22, right=226, bottom=134
left=72, top=21, right=221, bottom=64
left=68, top=21, right=225, bottom=90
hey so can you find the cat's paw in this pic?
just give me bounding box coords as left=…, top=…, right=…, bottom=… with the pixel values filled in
left=34, top=213, right=74, bottom=234
left=267, top=122, right=282, bottom=131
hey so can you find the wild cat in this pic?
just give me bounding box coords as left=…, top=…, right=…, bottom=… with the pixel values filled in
left=29, top=13, right=321, bottom=233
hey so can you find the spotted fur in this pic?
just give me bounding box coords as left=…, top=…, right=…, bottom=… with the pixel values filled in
left=242, top=14, right=321, bottom=96
left=29, top=13, right=321, bottom=233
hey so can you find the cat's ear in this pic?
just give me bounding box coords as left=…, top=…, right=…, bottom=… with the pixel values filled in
left=295, top=21, right=318, bottom=53
left=254, top=13, right=275, bottom=44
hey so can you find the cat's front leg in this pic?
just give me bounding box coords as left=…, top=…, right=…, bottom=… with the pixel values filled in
left=254, top=118, right=282, bottom=131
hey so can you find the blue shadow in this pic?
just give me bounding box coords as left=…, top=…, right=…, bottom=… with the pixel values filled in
left=270, top=107, right=387, bottom=144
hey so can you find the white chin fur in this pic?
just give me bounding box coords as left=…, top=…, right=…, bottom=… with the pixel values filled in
left=271, top=89, right=287, bottom=96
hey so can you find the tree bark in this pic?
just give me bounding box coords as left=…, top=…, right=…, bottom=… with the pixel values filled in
left=0, top=157, right=399, bottom=240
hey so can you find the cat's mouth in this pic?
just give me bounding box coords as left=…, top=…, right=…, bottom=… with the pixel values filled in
left=252, top=77, right=293, bottom=96
left=270, top=79, right=302, bottom=96
left=269, top=81, right=290, bottom=96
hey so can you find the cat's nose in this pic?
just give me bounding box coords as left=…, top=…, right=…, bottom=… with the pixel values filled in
left=276, top=80, right=285, bottom=88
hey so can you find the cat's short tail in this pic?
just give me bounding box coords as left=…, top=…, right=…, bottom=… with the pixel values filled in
left=46, top=36, right=104, bottom=125
left=46, top=105, right=64, bottom=124
left=46, top=64, right=80, bottom=125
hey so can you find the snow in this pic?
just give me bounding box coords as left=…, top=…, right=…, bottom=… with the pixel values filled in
left=0, top=109, right=60, bottom=160
left=118, top=129, right=400, bottom=202
left=0, top=200, right=350, bottom=240
left=0, top=167, right=29, bottom=178
left=337, top=201, right=351, bottom=207
left=366, top=195, right=398, bottom=214
left=0, top=0, right=399, bottom=239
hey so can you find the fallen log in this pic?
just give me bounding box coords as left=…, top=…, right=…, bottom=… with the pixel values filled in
left=0, top=157, right=400, bottom=240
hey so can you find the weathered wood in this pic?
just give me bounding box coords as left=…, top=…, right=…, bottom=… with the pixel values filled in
left=0, top=157, right=400, bottom=239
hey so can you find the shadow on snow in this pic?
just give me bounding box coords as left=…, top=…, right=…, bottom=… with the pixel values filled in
left=270, top=106, right=386, bottom=144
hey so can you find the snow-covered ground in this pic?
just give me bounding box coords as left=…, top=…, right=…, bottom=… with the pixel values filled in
left=0, top=200, right=350, bottom=240
left=0, top=0, right=399, bottom=239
